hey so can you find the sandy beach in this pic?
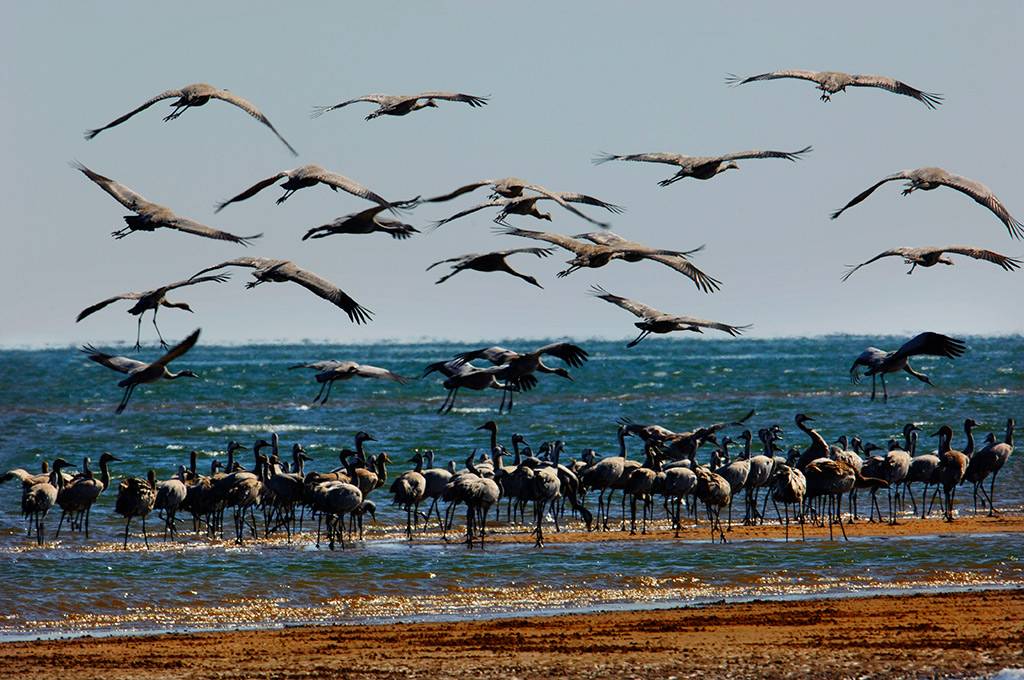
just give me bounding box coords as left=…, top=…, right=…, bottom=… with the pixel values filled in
left=3, top=590, right=1020, bottom=680
left=3, top=516, right=1021, bottom=680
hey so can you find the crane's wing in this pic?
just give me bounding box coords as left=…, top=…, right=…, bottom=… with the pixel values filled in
left=553, top=192, right=624, bottom=213
left=892, top=332, right=966, bottom=362
left=425, top=253, right=477, bottom=270
left=533, top=342, right=589, bottom=367
left=497, top=247, right=555, bottom=258
left=161, top=214, right=262, bottom=245
left=589, top=285, right=662, bottom=320
left=848, top=74, right=943, bottom=109
left=279, top=264, right=374, bottom=324
left=841, top=248, right=913, bottom=281
left=76, top=291, right=145, bottom=322
left=84, top=88, right=185, bottom=139
left=76, top=274, right=230, bottom=322
left=74, top=162, right=158, bottom=213
left=414, top=92, right=489, bottom=107
left=80, top=346, right=147, bottom=374
left=593, top=151, right=689, bottom=166
left=830, top=171, right=912, bottom=220
left=717, top=145, right=813, bottom=162
left=421, top=180, right=496, bottom=203
left=942, top=246, right=1022, bottom=270
left=150, top=328, right=201, bottom=368
left=454, top=346, right=519, bottom=366
left=576, top=231, right=707, bottom=257
left=309, top=94, right=391, bottom=118
left=725, top=70, right=822, bottom=86
left=662, top=315, right=751, bottom=336
left=500, top=193, right=620, bottom=229
left=638, top=253, right=722, bottom=293
left=429, top=200, right=506, bottom=231
left=164, top=273, right=232, bottom=291
left=496, top=225, right=589, bottom=253
left=209, top=89, right=298, bottom=155
left=939, top=174, right=1024, bottom=239
left=313, top=170, right=393, bottom=208
left=422, top=359, right=461, bottom=378
left=214, top=172, right=290, bottom=213
left=849, top=347, right=887, bottom=383
left=353, top=364, right=411, bottom=384
left=190, top=256, right=279, bottom=279
left=289, top=360, right=346, bottom=372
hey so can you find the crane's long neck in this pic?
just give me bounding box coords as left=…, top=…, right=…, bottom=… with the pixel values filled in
left=799, top=420, right=827, bottom=452
left=1005, top=419, right=1015, bottom=447
left=963, top=421, right=976, bottom=457
left=99, top=458, right=113, bottom=491
left=617, top=427, right=628, bottom=459
left=904, top=365, right=930, bottom=384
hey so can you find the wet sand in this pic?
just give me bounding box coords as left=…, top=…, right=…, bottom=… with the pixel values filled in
left=2, top=589, right=1020, bottom=680
left=464, top=511, right=1024, bottom=545
left=2, top=517, right=1022, bottom=679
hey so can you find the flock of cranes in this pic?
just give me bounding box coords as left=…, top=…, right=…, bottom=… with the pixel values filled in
left=12, top=70, right=1010, bottom=550
left=68, top=70, right=1022, bottom=411
left=1, top=415, right=1014, bottom=549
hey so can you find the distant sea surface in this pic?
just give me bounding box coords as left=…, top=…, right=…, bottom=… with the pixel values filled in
left=0, top=335, right=1021, bottom=640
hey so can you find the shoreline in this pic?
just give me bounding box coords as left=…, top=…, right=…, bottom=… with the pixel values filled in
left=2, top=589, right=1021, bottom=680
left=1, top=516, right=1020, bottom=644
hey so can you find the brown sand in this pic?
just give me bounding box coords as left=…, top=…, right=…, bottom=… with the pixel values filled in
left=466, top=512, right=1024, bottom=545
left=2, top=590, right=1021, bottom=680
left=2, top=517, right=1022, bottom=680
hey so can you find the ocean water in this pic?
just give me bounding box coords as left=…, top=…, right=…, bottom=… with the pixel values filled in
left=0, top=335, right=1021, bottom=640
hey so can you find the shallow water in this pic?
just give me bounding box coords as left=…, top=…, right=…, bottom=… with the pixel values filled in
left=1, top=335, right=1021, bottom=640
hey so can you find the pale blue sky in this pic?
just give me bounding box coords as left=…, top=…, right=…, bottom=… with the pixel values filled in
left=3, top=1, right=1022, bottom=348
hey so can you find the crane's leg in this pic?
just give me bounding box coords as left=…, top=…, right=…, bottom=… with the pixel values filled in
left=313, top=380, right=329, bottom=404
left=439, top=387, right=457, bottom=413
left=987, top=474, right=999, bottom=517
left=163, top=103, right=190, bottom=121
left=627, top=330, right=650, bottom=348
left=319, top=379, right=336, bottom=405
left=116, top=385, right=136, bottom=415
left=55, top=510, right=68, bottom=539
left=133, top=316, right=146, bottom=351
left=151, top=311, right=168, bottom=349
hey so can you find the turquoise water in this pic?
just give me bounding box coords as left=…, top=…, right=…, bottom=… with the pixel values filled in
left=1, top=335, right=1021, bottom=639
